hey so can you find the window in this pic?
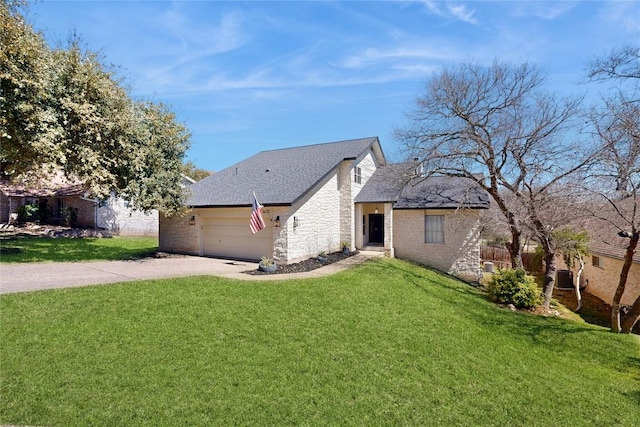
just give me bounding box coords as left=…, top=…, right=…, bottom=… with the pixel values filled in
left=592, top=255, right=601, bottom=267
left=425, top=215, right=444, bottom=243
left=354, top=167, right=362, bottom=184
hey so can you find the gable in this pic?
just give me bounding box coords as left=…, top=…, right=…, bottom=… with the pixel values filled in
left=187, top=137, right=385, bottom=207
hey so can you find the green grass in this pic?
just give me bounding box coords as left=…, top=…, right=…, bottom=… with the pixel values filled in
left=0, top=235, right=158, bottom=262
left=1, top=258, right=639, bottom=426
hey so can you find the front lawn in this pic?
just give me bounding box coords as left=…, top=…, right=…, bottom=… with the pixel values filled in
left=0, top=235, right=158, bottom=262
left=1, top=258, right=638, bottom=426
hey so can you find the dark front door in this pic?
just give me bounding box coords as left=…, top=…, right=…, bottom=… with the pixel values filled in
left=369, top=214, right=384, bottom=244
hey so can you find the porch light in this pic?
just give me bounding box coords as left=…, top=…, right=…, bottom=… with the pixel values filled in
left=273, top=216, right=281, bottom=227
left=374, top=208, right=379, bottom=214
left=189, top=216, right=195, bottom=226
left=293, top=216, right=300, bottom=228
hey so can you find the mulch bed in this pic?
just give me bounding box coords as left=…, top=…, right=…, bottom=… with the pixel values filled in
left=244, top=251, right=356, bottom=275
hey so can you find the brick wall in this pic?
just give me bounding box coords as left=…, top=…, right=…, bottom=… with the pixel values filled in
left=0, top=192, right=9, bottom=223
left=159, top=210, right=199, bottom=255
left=63, top=197, right=97, bottom=228
left=578, top=255, right=640, bottom=306
left=393, top=208, right=483, bottom=281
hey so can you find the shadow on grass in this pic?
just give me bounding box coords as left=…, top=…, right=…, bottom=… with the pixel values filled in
left=369, top=258, right=614, bottom=337
left=366, top=258, right=639, bottom=400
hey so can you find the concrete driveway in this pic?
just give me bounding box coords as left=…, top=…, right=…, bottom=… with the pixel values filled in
left=0, top=251, right=383, bottom=295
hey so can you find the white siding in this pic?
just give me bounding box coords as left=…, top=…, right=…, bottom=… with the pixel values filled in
left=97, top=195, right=158, bottom=236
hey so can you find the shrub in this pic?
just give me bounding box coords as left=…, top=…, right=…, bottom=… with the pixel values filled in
left=487, top=268, right=542, bottom=309
left=17, top=204, right=38, bottom=223
left=61, top=207, right=78, bottom=227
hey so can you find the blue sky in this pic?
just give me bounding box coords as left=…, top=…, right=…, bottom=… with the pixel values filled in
left=26, top=0, right=640, bottom=172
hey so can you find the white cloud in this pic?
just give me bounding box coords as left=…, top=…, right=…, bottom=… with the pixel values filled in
left=337, top=46, right=454, bottom=69
left=446, top=3, right=478, bottom=24
left=413, top=0, right=478, bottom=24
left=602, top=0, right=640, bottom=32
left=509, top=1, right=579, bottom=20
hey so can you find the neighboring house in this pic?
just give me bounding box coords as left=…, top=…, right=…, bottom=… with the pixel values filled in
left=0, top=179, right=97, bottom=228
left=160, top=137, right=490, bottom=280
left=95, top=192, right=159, bottom=236
left=573, top=239, right=640, bottom=307
left=0, top=174, right=195, bottom=236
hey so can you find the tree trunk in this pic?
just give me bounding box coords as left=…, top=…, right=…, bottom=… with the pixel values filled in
left=611, top=234, right=638, bottom=333
left=621, top=295, right=640, bottom=333
left=487, top=189, right=523, bottom=270
left=507, top=227, right=524, bottom=269
left=542, top=251, right=557, bottom=311
left=575, top=256, right=584, bottom=312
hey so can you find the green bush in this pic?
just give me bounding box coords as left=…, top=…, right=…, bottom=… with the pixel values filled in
left=17, top=204, right=38, bottom=223
left=61, top=207, right=78, bottom=227
left=487, top=268, right=542, bottom=308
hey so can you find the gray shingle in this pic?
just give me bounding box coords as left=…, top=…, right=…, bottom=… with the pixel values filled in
left=395, top=176, right=490, bottom=209
left=355, top=163, right=490, bottom=209
left=187, top=137, right=382, bottom=206
left=354, top=163, right=414, bottom=203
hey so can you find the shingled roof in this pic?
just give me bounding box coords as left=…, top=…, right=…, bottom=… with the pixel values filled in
left=187, top=137, right=384, bottom=207
left=0, top=172, right=87, bottom=198
left=355, top=163, right=490, bottom=209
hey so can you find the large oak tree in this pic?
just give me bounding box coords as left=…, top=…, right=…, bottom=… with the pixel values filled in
left=395, top=60, right=589, bottom=310
left=0, top=0, right=190, bottom=213
left=585, top=46, right=640, bottom=333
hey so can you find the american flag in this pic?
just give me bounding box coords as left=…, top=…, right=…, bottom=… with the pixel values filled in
left=250, top=193, right=266, bottom=234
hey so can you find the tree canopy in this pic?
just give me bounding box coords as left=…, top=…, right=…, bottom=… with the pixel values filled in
left=0, top=0, right=190, bottom=213
left=585, top=45, right=640, bottom=333
left=395, top=60, right=588, bottom=310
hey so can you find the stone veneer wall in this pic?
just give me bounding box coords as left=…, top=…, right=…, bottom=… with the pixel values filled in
left=159, top=210, right=199, bottom=255
left=271, top=207, right=289, bottom=263
left=384, top=202, right=394, bottom=257
left=338, top=160, right=354, bottom=249
left=393, top=208, right=482, bottom=281
left=284, top=174, right=342, bottom=263
left=338, top=152, right=377, bottom=251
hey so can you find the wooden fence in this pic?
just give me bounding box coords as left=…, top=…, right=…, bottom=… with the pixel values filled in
left=480, top=246, right=541, bottom=273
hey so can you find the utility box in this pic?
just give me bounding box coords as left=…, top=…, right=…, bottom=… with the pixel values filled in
left=556, top=269, right=574, bottom=289
left=484, top=262, right=494, bottom=273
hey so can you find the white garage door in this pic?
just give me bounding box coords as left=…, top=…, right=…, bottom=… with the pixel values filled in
left=201, top=217, right=272, bottom=261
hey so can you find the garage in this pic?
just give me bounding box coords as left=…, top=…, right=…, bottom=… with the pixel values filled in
left=200, top=210, right=272, bottom=261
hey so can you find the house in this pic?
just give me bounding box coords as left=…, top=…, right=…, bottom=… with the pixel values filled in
left=160, top=137, right=490, bottom=280
left=0, top=173, right=195, bottom=236
left=572, top=239, right=640, bottom=308
left=0, top=179, right=98, bottom=228
left=95, top=192, right=159, bottom=236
